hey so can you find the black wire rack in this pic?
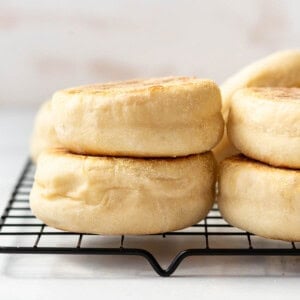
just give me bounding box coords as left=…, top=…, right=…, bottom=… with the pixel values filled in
left=0, top=159, right=299, bottom=276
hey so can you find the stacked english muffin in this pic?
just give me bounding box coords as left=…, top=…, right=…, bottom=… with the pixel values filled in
left=30, top=77, right=224, bottom=235
left=30, top=100, right=61, bottom=162
left=217, top=55, right=300, bottom=241
left=29, top=51, right=299, bottom=242
left=213, top=49, right=300, bottom=162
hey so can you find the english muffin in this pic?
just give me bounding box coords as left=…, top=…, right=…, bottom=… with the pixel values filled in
left=51, top=77, right=224, bottom=157
left=218, top=155, right=300, bottom=242
left=214, top=50, right=300, bottom=161
left=227, top=87, right=300, bottom=169
left=30, top=150, right=217, bottom=235
left=30, top=101, right=61, bottom=162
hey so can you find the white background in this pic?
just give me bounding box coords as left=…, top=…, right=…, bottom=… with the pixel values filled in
left=0, top=1, right=299, bottom=299
left=0, top=0, right=299, bottom=107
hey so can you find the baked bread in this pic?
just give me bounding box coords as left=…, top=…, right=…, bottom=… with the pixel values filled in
left=218, top=155, right=300, bottom=242
left=30, top=101, right=61, bottom=162
left=227, top=87, right=300, bottom=169
left=30, top=149, right=217, bottom=235
left=51, top=77, right=224, bottom=157
left=213, top=49, right=300, bottom=162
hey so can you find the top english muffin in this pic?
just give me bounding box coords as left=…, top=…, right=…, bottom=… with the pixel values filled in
left=51, top=76, right=224, bottom=157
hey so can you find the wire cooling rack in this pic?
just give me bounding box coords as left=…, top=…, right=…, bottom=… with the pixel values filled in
left=0, top=159, right=299, bottom=276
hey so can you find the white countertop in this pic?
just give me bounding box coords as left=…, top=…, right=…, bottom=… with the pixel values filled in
left=0, top=107, right=299, bottom=300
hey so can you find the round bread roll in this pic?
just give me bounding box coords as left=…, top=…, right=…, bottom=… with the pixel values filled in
left=213, top=49, right=300, bottom=162
left=218, top=155, right=300, bottom=242
left=227, top=87, right=300, bottom=169
left=51, top=77, right=224, bottom=157
left=30, top=101, right=62, bottom=162
left=30, top=149, right=217, bottom=235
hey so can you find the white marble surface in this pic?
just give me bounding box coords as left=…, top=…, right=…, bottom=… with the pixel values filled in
left=0, top=0, right=300, bottom=106
left=0, top=107, right=299, bottom=299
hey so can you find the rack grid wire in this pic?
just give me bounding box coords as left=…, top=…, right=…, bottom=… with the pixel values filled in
left=0, top=159, right=299, bottom=276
